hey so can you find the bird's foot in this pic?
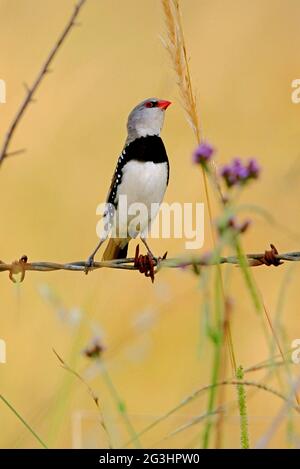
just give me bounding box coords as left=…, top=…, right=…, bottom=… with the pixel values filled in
left=134, top=245, right=167, bottom=283
left=84, top=255, right=95, bottom=275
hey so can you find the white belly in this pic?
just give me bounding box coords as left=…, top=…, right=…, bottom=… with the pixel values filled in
left=115, top=160, right=168, bottom=238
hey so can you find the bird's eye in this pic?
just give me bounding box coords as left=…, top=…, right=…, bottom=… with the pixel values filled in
left=145, top=101, right=157, bottom=108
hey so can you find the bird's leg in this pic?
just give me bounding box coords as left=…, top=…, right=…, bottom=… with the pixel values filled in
left=85, top=209, right=112, bottom=274
left=85, top=239, right=105, bottom=274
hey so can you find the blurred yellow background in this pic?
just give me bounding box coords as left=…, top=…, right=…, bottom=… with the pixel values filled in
left=0, top=0, right=300, bottom=448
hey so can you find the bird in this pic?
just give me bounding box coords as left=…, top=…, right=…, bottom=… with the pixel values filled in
left=85, top=97, right=171, bottom=269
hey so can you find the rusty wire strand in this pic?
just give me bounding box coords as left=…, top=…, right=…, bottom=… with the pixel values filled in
left=1, top=245, right=299, bottom=283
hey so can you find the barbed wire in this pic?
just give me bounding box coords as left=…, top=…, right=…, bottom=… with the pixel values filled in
left=0, top=0, right=88, bottom=166
left=0, top=244, right=299, bottom=283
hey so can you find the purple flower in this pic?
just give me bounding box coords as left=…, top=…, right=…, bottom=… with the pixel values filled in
left=239, top=219, right=251, bottom=233
left=221, top=165, right=237, bottom=187
left=217, top=215, right=251, bottom=236
left=220, top=157, right=260, bottom=188
left=247, top=158, right=260, bottom=179
left=232, top=158, right=249, bottom=179
left=193, top=142, right=214, bottom=166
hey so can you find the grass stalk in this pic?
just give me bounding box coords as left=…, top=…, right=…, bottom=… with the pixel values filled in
left=161, top=0, right=237, bottom=447
left=202, top=266, right=224, bottom=448
left=125, top=377, right=299, bottom=447
left=234, top=238, right=300, bottom=406
left=53, top=349, right=112, bottom=448
left=236, top=366, right=250, bottom=448
left=0, top=394, right=48, bottom=449
left=97, top=359, right=141, bottom=449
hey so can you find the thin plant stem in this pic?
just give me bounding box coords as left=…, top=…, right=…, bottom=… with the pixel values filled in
left=124, top=378, right=299, bottom=447
left=202, top=266, right=224, bottom=448
left=236, top=366, right=250, bottom=449
left=0, top=394, right=48, bottom=449
left=235, top=239, right=300, bottom=407
left=165, top=4, right=237, bottom=450
left=97, top=359, right=141, bottom=449
left=53, top=349, right=112, bottom=448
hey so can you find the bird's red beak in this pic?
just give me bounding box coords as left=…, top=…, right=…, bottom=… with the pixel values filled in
left=157, top=100, right=172, bottom=110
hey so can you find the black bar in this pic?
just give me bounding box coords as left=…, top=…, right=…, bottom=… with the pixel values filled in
left=0, top=449, right=292, bottom=467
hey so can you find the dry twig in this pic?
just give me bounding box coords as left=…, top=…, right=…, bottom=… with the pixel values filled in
left=0, top=0, right=88, bottom=166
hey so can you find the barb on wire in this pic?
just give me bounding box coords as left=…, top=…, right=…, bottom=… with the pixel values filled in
left=0, top=244, right=299, bottom=284
left=0, top=0, right=88, bottom=166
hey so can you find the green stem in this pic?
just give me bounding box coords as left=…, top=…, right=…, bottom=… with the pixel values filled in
left=236, top=366, right=250, bottom=449
left=0, top=394, right=48, bottom=449
left=202, top=267, right=224, bottom=448
left=235, top=238, right=272, bottom=346
left=98, top=359, right=141, bottom=449
left=235, top=239, right=261, bottom=313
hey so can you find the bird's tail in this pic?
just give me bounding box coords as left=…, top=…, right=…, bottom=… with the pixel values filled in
left=102, top=238, right=129, bottom=261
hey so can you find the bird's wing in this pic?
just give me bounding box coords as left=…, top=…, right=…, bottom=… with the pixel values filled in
left=106, top=149, right=128, bottom=207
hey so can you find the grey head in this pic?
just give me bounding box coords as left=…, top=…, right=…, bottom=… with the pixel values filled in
left=126, top=98, right=171, bottom=145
